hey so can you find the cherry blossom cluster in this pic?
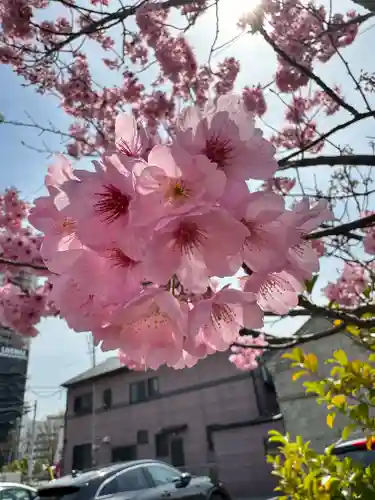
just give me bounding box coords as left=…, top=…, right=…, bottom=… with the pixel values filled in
left=362, top=211, right=375, bottom=255
left=324, top=261, right=372, bottom=307
left=29, top=94, right=333, bottom=370
left=0, top=280, right=56, bottom=337
left=229, top=333, right=267, bottom=371
left=239, top=1, right=358, bottom=92
left=0, top=188, right=44, bottom=271
left=0, top=0, right=360, bottom=159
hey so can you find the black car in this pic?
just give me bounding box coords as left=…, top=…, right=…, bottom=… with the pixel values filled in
left=332, top=437, right=375, bottom=466
left=37, top=460, right=231, bottom=500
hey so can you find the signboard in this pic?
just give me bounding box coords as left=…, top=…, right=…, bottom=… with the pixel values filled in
left=0, top=345, right=28, bottom=360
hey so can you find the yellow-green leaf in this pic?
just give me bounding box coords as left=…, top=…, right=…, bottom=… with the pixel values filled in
left=305, top=353, right=318, bottom=372
left=327, top=413, right=336, bottom=428
left=346, top=324, right=360, bottom=335
left=333, top=349, right=348, bottom=366
left=331, top=395, right=346, bottom=406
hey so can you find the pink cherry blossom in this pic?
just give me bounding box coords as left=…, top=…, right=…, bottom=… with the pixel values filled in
left=323, top=262, right=370, bottom=307
left=93, top=289, right=187, bottom=370
left=280, top=198, right=334, bottom=281
left=175, top=94, right=278, bottom=181
left=239, top=191, right=292, bottom=273
left=361, top=211, right=375, bottom=255
left=243, top=270, right=304, bottom=315
left=135, top=144, right=226, bottom=219
left=144, top=208, right=248, bottom=293
left=61, top=152, right=145, bottom=257
left=115, top=112, right=150, bottom=159
left=28, top=195, right=83, bottom=274
left=67, top=247, right=145, bottom=304
left=49, top=274, right=115, bottom=332
left=229, top=333, right=268, bottom=371
left=0, top=283, right=46, bottom=337
left=187, top=286, right=264, bottom=352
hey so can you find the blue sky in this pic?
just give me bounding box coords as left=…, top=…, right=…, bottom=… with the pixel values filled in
left=0, top=0, right=374, bottom=418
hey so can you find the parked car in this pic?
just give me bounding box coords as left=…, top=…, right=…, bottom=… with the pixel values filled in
left=331, top=436, right=375, bottom=466
left=37, top=460, right=231, bottom=500
left=0, top=483, right=37, bottom=500
left=266, top=437, right=375, bottom=499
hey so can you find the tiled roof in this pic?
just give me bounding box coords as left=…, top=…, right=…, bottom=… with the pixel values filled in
left=62, top=357, right=127, bottom=387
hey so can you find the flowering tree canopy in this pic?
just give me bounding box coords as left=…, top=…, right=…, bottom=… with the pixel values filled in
left=1, top=0, right=375, bottom=371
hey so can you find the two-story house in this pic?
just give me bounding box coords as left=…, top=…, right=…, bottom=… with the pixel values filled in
left=62, top=351, right=283, bottom=498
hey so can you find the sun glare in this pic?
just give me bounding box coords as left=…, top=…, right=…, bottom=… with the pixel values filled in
left=217, top=0, right=263, bottom=38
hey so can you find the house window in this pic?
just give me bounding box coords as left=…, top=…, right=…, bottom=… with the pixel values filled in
left=130, top=377, right=159, bottom=404
left=103, top=388, right=112, bottom=410
left=111, top=445, right=137, bottom=463
left=73, top=393, right=93, bottom=415
left=137, top=430, right=149, bottom=445
left=72, top=443, right=92, bottom=470
left=155, top=433, right=169, bottom=457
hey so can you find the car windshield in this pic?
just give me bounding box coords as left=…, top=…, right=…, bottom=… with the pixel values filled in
left=334, top=447, right=375, bottom=467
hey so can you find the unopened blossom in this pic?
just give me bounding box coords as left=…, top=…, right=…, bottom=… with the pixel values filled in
left=175, top=94, right=278, bottom=181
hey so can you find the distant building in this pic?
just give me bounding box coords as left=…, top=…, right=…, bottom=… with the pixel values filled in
left=62, top=351, right=283, bottom=498
left=0, top=327, right=29, bottom=466
left=34, top=414, right=64, bottom=464
left=19, top=414, right=64, bottom=465
left=0, top=271, right=35, bottom=466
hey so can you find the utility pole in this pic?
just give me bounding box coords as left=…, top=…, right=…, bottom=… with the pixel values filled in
left=89, top=338, right=97, bottom=467
left=27, top=401, right=37, bottom=480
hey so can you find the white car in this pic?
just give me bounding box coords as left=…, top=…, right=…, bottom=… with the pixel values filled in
left=0, top=483, right=37, bottom=500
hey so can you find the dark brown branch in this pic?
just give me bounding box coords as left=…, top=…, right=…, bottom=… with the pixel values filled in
left=298, top=296, right=375, bottom=329
left=259, top=27, right=359, bottom=117
left=278, top=154, right=375, bottom=171
left=306, top=213, right=375, bottom=240
left=0, top=257, right=49, bottom=272
left=46, top=0, right=198, bottom=56
left=279, top=110, right=375, bottom=164
left=233, top=324, right=345, bottom=350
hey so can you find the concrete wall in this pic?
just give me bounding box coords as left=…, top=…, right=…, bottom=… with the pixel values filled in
left=267, top=317, right=370, bottom=452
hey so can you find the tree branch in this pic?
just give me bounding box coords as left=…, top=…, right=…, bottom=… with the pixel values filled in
left=0, top=257, right=49, bottom=272
left=45, top=0, right=199, bottom=56
left=232, top=324, right=345, bottom=350
left=259, top=27, right=359, bottom=117
left=306, top=213, right=375, bottom=240
left=278, top=110, right=375, bottom=164
left=278, top=154, right=375, bottom=171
